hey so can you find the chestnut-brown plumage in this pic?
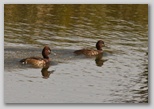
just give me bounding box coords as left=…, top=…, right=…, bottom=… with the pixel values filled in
left=20, top=46, right=51, bottom=68
left=74, top=40, right=105, bottom=56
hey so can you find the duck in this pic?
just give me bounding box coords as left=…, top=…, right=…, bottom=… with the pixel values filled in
left=20, top=46, right=51, bottom=68
left=74, top=40, right=105, bottom=56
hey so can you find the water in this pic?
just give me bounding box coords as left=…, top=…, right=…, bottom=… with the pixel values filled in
left=4, top=4, right=148, bottom=103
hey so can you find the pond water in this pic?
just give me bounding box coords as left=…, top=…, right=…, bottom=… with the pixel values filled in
left=4, top=4, right=148, bottom=103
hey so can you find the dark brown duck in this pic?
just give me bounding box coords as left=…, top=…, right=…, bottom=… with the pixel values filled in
left=20, top=46, right=51, bottom=67
left=74, top=40, right=105, bottom=56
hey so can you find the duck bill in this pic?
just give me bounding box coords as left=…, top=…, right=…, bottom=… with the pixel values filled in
left=51, top=51, right=57, bottom=56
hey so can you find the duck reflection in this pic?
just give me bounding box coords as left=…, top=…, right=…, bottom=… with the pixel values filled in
left=41, top=64, right=54, bottom=79
left=95, top=53, right=107, bottom=67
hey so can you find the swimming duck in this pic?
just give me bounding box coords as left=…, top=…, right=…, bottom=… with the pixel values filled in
left=20, top=46, right=51, bottom=67
left=74, top=40, right=105, bottom=56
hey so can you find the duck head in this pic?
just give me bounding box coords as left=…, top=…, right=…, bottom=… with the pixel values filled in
left=42, top=46, right=51, bottom=59
left=96, top=40, right=105, bottom=50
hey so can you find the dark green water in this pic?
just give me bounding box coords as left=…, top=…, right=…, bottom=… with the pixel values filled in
left=4, top=4, right=148, bottom=103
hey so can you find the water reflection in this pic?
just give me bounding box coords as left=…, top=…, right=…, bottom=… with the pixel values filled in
left=41, top=64, right=54, bottom=79
left=95, top=54, right=108, bottom=67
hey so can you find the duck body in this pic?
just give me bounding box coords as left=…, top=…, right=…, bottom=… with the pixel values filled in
left=20, top=57, right=50, bottom=67
left=20, top=46, right=51, bottom=68
left=74, top=49, right=103, bottom=56
left=74, top=40, right=105, bottom=56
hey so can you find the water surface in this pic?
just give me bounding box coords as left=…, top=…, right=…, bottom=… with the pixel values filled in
left=4, top=4, right=148, bottom=103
